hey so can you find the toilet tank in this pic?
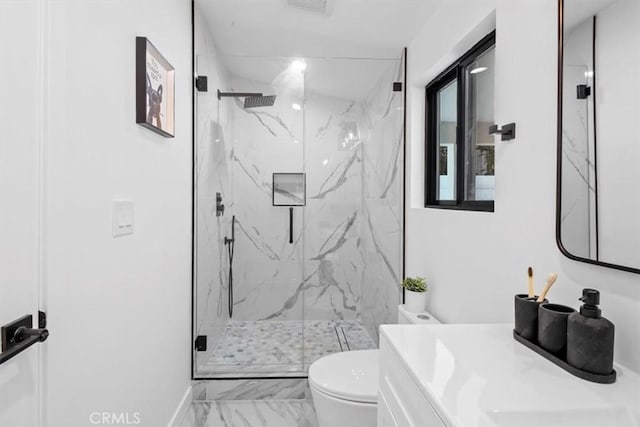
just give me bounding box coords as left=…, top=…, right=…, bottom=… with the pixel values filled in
left=397, top=304, right=441, bottom=324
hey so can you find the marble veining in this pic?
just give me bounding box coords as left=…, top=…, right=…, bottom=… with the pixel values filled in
left=194, top=379, right=307, bottom=401
left=309, top=150, right=360, bottom=199
left=180, top=400, right=318, bottom=427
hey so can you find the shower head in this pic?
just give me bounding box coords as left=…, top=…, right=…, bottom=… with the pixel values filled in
left=217, top=90, right=277, bottom=108
left=243, top=95, right=276, bottom=109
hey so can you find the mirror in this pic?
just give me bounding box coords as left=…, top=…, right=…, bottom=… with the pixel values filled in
left=558, top=0, right=640, bottom=273
left=272, top=173, right=306, bottom=207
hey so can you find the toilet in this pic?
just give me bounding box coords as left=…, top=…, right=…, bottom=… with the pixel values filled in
left=309, top=305, right=440, bottom=427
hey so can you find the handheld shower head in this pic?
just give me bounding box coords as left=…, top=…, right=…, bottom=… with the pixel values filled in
left=224, top=215, right=236, bottom=245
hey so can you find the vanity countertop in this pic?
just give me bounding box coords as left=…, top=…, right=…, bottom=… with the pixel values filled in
left=379, top=323, right=640, bottom=427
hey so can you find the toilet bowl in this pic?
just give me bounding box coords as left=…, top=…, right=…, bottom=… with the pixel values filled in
left=309, top=306, right=440, bottom=427
left=309, top=349, right=379, bottom=427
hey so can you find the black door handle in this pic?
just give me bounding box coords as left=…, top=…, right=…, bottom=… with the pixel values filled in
left=0, top=314, right=49, bottom=366
left=14, top=326, right=49, bottom=343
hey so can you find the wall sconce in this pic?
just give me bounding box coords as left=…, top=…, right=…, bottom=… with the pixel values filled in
left=489, top=123, right=516, bottom=141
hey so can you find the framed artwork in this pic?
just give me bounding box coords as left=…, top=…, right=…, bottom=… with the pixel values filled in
left=273, top=173, right=306, bottom=207
left=136, top=37, right=175, bottom=137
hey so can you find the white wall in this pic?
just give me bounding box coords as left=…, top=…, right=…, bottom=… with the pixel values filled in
left=42, top=0, right=192, bottom=426
left=405, top=0, right=640, bottom=373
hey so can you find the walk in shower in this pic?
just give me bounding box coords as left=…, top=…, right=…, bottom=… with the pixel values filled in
left=193, top=10, right=405, bottom=379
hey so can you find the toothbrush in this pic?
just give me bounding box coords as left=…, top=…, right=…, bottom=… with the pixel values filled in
left=527, top=266, right=535, bottom=298
left=537, top=273, right=558, bottom=302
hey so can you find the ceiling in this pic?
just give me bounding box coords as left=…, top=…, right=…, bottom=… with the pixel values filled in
left=196, top=0, right=444, bottom=59
left=220, top=55, right=399, bottom=101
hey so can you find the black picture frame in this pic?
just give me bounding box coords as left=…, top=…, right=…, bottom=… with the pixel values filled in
left=136, top=37, right=175, bottom=138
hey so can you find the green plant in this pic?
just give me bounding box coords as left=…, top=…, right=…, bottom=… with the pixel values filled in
left=401, top=277, right=428, bottom=293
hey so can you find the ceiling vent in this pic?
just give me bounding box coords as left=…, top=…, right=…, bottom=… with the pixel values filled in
left=286, top=0, right=328, bottom=15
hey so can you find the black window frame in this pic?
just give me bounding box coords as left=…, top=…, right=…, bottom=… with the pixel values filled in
left=425, top=30, right=496, bottom=212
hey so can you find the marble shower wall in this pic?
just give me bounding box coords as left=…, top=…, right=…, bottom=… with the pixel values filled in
left=302, top=88, right=365, bottom=322
left=227, top=57, right=404, bottom=341
left=359, top=57, right=405, bottom=343
left=225, top=62, right=306, bottom=322
left=194, top=12, right=233, bottom=367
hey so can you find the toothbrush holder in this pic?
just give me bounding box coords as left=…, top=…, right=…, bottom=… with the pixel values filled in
left=514, top=294, right=548, bottom=342
left=538, top=303, right=576, bottom=357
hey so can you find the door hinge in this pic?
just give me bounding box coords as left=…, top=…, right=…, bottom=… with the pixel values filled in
left=577, top=84, right=591, bottom=99
left=393, top=82, right=402, bottom=92
left=194, top=335, right=207, bottom=351
left=195, top=76, right=208, bottom=92
left=38, top=311, right=47, bottom=329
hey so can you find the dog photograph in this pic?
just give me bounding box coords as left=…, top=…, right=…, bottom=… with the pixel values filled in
left=136, top=37, right=175, bottom=137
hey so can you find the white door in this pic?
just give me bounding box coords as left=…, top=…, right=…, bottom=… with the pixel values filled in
left=0, top=1, right=47, bottom=426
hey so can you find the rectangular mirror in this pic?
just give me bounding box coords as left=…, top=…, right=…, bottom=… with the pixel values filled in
left=273, top=172, right=306, bottom=207
left=558, top=0, right=640, bottom=274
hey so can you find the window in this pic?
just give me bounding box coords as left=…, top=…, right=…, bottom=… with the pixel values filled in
left=425, top=31, right=496, bottom=211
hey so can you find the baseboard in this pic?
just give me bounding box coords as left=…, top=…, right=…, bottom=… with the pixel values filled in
left=167, top=386, right=192, bottom=427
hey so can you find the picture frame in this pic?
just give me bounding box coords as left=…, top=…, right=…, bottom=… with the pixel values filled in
left=136, top=37, right=175, bottom=138
left=272, top=173, right=306, bottom=207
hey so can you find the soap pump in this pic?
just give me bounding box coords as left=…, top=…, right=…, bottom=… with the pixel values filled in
left=566, top=289, right=615, bottom=375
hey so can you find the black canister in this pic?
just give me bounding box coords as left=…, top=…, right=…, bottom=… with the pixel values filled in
left=567, top=289, right=615, bottom=375
left=514, top=294, right=548, bottom=342
left=538, top=303, right=576, bottom=357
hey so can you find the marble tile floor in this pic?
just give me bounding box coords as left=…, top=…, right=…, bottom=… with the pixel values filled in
left=198, top=320, right=376, bottom=376
left=180, top=400, right=318, bottom=427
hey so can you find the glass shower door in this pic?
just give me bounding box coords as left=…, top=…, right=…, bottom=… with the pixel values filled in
left=301, top=56, right=405, bottom=369
left=193, top=54, right=307, bottom=378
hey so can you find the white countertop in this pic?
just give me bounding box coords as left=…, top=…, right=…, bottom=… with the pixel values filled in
left=380, top=323, right=640, bottom=427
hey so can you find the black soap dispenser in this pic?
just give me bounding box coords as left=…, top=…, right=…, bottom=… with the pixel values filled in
left=566, top=289, right=615, bottom=375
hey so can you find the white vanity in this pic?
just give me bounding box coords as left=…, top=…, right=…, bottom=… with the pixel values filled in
left=378, top=324, right=640, bottom=427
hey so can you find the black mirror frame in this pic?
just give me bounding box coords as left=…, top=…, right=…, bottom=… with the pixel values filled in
left=556, top=0, right=640, bottom=274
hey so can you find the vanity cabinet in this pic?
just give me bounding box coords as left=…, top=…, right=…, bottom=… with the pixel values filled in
left=378, top=332, right=446, bottom=426
left=378, top=324, right=640, bottom=427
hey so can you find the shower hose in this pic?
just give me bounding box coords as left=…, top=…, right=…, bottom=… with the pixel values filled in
left=226, top=215, right=235, bottom=318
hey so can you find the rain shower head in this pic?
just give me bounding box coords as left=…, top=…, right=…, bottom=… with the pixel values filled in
left=243, top=95, right=276, bottom=109
left=217, top=90, right=277, bottom=109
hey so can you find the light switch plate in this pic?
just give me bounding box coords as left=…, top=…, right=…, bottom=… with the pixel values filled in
left=112, top=200, right=134, bottom=237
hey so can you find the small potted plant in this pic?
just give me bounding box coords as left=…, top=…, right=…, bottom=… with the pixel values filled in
left=402, top=276, right=428, bottom=313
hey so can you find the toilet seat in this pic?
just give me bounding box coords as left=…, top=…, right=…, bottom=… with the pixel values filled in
left=308, top=349, right=378, bottom=404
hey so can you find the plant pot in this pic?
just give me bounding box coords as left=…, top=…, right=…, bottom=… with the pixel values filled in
left=404, top=290, right=427, bottom=313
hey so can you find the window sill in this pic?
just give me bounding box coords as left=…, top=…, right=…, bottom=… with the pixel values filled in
left=424, top=202, right=494, bottom=213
